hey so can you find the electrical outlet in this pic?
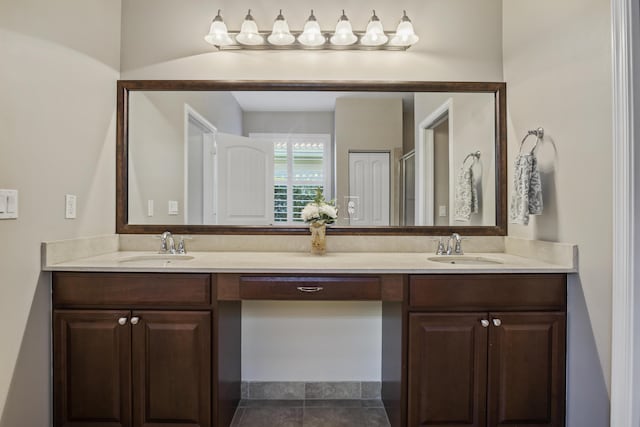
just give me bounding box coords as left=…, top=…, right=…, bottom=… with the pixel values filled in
left=168, top=200, right=179, bottom=215
left=65, top=194, right=77, bottom=219
left=147, top=200, right=154, bottom=217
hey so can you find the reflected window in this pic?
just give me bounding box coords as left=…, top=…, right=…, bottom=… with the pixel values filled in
left=251, top=133, right=332, bottom=224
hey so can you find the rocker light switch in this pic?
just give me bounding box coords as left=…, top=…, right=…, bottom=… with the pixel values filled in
left=0, top=189, right=18, bottom=219
left=65, top=194, right=77, bottom=219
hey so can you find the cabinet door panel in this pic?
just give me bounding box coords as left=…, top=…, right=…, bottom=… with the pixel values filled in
left=408, top=313, right=488, bottom=427
left=132, top=311, right=211, bottom=427
left=488, top=312, right=565, bottom=427
left=53, top=310, right=131, bottom=427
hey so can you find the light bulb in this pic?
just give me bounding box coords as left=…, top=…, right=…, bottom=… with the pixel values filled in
left=268, top=9, right=295, bottom=45
left=329, top=10, right=357, bottom=46
left=236, top=9, right=264, bottom=45
left=204, top=10, right=233, bottom=46
left=389, top=10, right=419, bottom=46
left=361, top=10, right=388, bottom=46
left=298, top=10, right=325, bottom=47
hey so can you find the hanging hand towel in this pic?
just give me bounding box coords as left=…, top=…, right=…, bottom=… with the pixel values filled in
left=454, top=166, right=478, bottom=222
left=509, top=153, right=543, bottom=225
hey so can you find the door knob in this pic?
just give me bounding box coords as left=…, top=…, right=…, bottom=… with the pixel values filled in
left=130, top=316, right=140, bottom=325
left=480, top=319, right=490, bottom=328
left=118, top=317, right=128, bottom=326
left=492, top=318, right=502, bottom=327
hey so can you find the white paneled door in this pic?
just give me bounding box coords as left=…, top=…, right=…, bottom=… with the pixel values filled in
left=348, top=152, right=390, bottom=226
left=204, top=132, right=274, bottom=225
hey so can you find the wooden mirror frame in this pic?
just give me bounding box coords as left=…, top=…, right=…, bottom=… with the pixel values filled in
left=116, top=80, right=507, bottom=235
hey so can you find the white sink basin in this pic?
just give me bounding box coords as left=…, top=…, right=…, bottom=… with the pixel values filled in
left=427, top=255, right=503, bottom=265
left=118, top=254, right=195, bottom=265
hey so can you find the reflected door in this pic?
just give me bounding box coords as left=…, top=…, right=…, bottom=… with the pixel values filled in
left=207, top=133, right=274, bottom=225
left=348, top=152, right=390, bottom=226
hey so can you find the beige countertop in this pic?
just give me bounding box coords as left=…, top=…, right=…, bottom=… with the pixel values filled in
left=42, top=250, right=576, bottom=274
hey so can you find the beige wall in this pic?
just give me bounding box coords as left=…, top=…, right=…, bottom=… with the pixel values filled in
left=335, top=97, right=403, bottom=225
left=128, top=91, right=243, bottom=224
left=0, top=0, right=121, bottom=425
left=503, top=1, right=612, bottom=425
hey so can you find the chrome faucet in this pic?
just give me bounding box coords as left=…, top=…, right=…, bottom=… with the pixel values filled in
left=446, top=233, right=464, bottom=255
left=160, top=231, right=176, bottom=254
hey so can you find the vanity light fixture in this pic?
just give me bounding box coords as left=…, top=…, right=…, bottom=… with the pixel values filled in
left=236, top=9, right=264, bottom=45
left=297, top=10, right=325, bottom=47
left=360, top=11, right=388, bottom=46
left=204, top=9, right=419, bottom=50
left=329, top=10, right=357, bottom=46
left=267, top=10, right=295, bottom=46
left=389, top=10, right=419, bottom=47
left=204, top=10, right=233, bottom=46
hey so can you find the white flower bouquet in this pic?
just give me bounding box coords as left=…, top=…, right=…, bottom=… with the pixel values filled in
left=301, top=187, right=338, bottom=225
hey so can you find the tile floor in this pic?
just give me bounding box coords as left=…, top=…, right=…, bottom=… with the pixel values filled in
left=230, top=399, right=391, bottom=427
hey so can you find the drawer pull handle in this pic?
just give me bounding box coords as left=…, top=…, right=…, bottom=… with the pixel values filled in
left=130, top=316, right=140, bottom=325
left=297, top=286, right=324, bottom=293
left=480, top=319, right=490, bottom=328
left=118, top=317, right=128, bottom=326
left=492, top=318, right=502, bottom=327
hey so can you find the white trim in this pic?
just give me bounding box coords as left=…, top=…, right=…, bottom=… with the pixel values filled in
left=416, top=98, right=453, bottom=225
left=610, top=0, right=638, bottom=426
left=183, top=103, right=217, bottom=225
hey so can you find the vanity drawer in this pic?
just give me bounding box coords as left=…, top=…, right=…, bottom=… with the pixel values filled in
left=53, top=272, right=211, bottom=307
left=235, top=275, right=382, bottom=300
left=409, top=274, right=566, bottom=311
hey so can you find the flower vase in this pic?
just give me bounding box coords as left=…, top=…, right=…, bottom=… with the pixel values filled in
left=309, top=222, right=327, bottom=255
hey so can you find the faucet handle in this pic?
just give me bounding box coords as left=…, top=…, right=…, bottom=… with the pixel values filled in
left=432, top=238, right=446, bottom=255
left=177, top=237, right=186, bottom=254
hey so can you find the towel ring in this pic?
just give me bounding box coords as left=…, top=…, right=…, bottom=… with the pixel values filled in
left=462, top=151, right=481, bottom=168
left=519, top=127, right=544, bottom=154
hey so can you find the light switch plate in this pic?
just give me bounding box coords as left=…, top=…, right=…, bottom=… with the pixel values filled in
left=147, top=200, right=154, bottom=217
left=168, top=200, right=179, bottom=215
left=65, top=194, right=77, bottom=219
left=439, top=205, right=447, bottom=217
left=0, top=189, right=18, bottom=219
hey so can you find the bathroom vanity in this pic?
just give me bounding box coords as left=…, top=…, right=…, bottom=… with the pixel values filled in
left=45, top=243, right=573, bottom=427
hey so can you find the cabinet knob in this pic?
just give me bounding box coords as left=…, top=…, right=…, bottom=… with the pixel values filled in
left=492, top=318, right=502, bottom=327
left=130, top=316, right=140, bottom=325
left=480, top=319, right=490, bottom=328
left=118, top=317, right=128, bottom=326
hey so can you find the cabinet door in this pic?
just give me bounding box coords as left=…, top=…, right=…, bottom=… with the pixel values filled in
left=53, top=310, right=131, bottom=427
left=132, top=311, right=211, bottom=427
left=487, top=312, right=566, bottom=427
left=408, top=313, right=488, bottom=427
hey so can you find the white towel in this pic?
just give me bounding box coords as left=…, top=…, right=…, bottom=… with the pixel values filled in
left=454, top=166, right=478, bottom=222
left=510, top=153, right=543, bottom=225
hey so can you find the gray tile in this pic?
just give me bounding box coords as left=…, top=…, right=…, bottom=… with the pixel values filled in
left=303, top=407, right=365, bottom=427
left=249, top=382, right=305, bottom=400
left=241, top=382, right=248, bottom=399
left=230, top=408, right=245, bottom=427
left=304, top=399, right=363, bottom=408
left=323, top=382, right=361, bottom=399
left=362, top=408, right=391, bottom=427
left=361, top=381, right=381, bottom=399
left=239, top=407, right=303, bottom=427
left=304, top=382, right=324, bottom=399
left=239, top=399, right=304, bottom=408
left=362, top=399, right=385, bottom=408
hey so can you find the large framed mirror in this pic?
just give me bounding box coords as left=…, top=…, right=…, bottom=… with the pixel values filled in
left=117, top=80, right=506, bottom=235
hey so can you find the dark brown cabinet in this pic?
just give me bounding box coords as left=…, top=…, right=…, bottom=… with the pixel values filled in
left=392, top=274, right=567, bottom=427
left=408, top=312, right=565, bottom=427
left=52, top=273, right=217, bottom=427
